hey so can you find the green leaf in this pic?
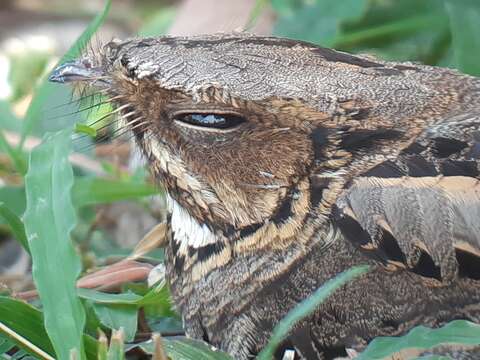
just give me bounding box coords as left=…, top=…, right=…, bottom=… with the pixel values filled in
left=0, top=296, right=55, bottom=358
left=146, top=317, right=183, bottom=336
left=24, top=128, right=86, bottom=360
left=0, top=298, right=97, bottom=359
left=273, top=0, right=369, bottom=46
left=164, top=339, right=233, bottom=360
left=93, top=304, right=138, bottom=343
left=72, top=177, right=158, bottom=207
left=78, top=289, right=142, bottom=305
left=0, top=202, right=29, bottom=254
left=75, top=124, right=97, bottom=138
left=20, top=0, right=111, bottom=147
left=132, top=338, right=233, bottom=360
left=0, top=176, right=158, bottom=219
left=97, top=334, right=108, bottom=360
left=0, top=129, right=27, bottom=175
left=0, top=336, right=15, bottom=355
left=444, top=0, right=480, bottom=75
left=357, top=320, right=480, bottom=360
left=257, top=265, right=370, bottom=360
left=84, top=336, right=99, bottom=360
left=137, top=282, right=170, bottom=307
left=106, top=330, right=125, bottom=360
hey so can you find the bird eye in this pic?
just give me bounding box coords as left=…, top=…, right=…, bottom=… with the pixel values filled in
left=174, top=113, right=245, bottom=130
left=119, top=55, right=136, bottom=77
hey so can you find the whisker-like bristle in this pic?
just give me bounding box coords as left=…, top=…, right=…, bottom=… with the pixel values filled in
left=46, top=99, right=114, bottom=121
left=128, top=116, right=145, bottom=126
left=42, top=92, right=94, bottom=112
left=129, top=120, right=148, bottom=131
left=120, top=111, right=138, bottom=119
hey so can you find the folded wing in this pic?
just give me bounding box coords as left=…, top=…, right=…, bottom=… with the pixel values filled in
left=333, top=111, right=480, bottom=285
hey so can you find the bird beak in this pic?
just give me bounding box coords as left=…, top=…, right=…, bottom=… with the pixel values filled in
left=49, top=60, right=103, bottom=84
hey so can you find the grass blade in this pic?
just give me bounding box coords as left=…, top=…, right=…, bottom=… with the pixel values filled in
left=0, top=129, right=27, bottom=175
left=0, top=322, right=55, bottom=360
left=0, top=100, right=21, bottom=132
left=0, top=202, right=29, bottom=254
left=0, top=336, right=15, bottom=355
left=257, top=265, right=370, bottom=360
left=72, top=177, right=158, bottom=207
left=20, top=0, right=111, bottom=147
left=24, top=128, right=86, bottom=360
left=0, top=296, right=55, bottom=357
left=97, top=332, right=108, bottom=360
left=107, top=330, right=125, bottom=360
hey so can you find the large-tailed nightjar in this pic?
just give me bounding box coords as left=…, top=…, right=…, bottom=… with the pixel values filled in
left=50, top=33, right=480, bottom=359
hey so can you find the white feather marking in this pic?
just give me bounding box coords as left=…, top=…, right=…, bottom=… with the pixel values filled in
left=166, top=194, right=217, bottom=252
left=146, top=136, right=219, bottom=251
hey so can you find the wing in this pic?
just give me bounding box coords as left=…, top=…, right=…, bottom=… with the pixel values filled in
left=333, top=111, right=480, bottom=284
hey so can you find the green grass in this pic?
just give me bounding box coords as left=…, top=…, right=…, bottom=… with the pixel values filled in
left=0, top=0, right=479, bottom=359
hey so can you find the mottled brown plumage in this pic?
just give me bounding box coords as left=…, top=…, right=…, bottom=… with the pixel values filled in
left=50, top=33, right=480, bottom=359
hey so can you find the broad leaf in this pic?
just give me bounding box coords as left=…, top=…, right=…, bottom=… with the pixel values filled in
left=93, top=304, right=138, bottom=343
left=78, top=289, right=142, bottom=305
left=357, top=320, right=480, bottom=360
left=24, top=128, right=86, bottom=360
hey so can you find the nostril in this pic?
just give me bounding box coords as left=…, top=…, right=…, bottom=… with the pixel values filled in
left=82, top=59, right=92, bottom=69
left=120, top=55, right=128, bottom=68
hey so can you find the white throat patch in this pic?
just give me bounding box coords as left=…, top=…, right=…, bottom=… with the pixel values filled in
left=166, top=194, right=217, bottom=253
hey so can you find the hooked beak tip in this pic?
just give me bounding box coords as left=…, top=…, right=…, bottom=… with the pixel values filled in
left=48, top=61, right=94, bottom=84
left=48, top=71, right=65, bottom=83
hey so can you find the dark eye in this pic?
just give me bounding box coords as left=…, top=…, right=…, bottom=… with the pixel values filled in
left=120, top=55, right=136, bottom=77
left=174, top=113, right=245, bottom=130
left=120, top=55, right=128, bottom=68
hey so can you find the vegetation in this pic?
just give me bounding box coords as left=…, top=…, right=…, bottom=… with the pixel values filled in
left=0, top=0, right=479, bottom=359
